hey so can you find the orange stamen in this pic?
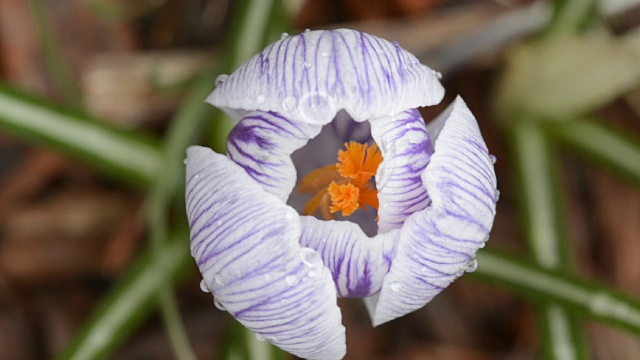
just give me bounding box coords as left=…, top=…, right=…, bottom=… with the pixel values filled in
left=303, top=188, right=328, bottom=216
left=328, top=182, right=360, bottom=216
left=298, top=141, right=383, bottom=219
left=358, top=184, right=379, bottom=210
left=297, top=164, right=341, bottom=194
left=337, top=141, right=383, bottom=188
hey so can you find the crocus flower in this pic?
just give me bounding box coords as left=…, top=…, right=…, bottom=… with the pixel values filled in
left=186, top=29, right=498, bottom=360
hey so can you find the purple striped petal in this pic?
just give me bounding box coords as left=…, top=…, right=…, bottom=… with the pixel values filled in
left=207, top=29, right=444, bottom=124
left=227, top=110, right=321, bottom=200
left=185, top=146, right=345, bottom=359
left=299, top=217, right=398, bottom=298
left=371, top=109, right=433, bottom=234
left=371, top=97, right=498, bottom=326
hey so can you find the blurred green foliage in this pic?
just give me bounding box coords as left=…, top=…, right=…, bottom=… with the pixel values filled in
left=0, top=0, right=639, bottom=359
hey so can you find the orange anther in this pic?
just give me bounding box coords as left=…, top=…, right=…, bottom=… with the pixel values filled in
left=337, top=141, right=383, bottom=188
left=299, top=141, right=383, bottom=219
left=328, top=182, right=360, bottom=216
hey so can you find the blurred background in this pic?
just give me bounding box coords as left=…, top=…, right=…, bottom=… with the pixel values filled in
left=1, top=0, right=640, bottom=359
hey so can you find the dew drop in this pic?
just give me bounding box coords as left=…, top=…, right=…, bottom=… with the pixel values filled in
left=183, top=159, right=187, bottom=165
left=269, top=335, right=279, bottom=342
left=483, top=234, right=490, bottom=242
left=285, top=211, right=295, bottom=220
left=282, top=96, right=298, bottom=111
left=285, top=275, right=298, bottom=286
left=495, top=189, right=501, bottom=201
left=390, top=282, right=402, bottom=292
left=303, top=61, right=312, bottom=69
left=305, top=28, right=310, bottom=33
left=216, top=220, right=222, bottom=226
left=301, top=248, right=322, bottom=267
left=215, top=74, right=229, bottom=87
left=465, top=259, right=478, bottom=273
left=321, top=52, right=329, bottom=57
left=420, top=266, right=428, bottom=273
left=214, top=274, right=226, bottom=286
left=256, top=333, right=266, bottom=342
left=214, top=299, right=226, bottom=311
left=308, top=270, right=318, bottom=278
left=436, top=71, right=443, bottom=79
left=489, top=154, right=497, bottom=164
left=479, top=242, right=485, bottom=249
left=264, top=272, right=272, bottom=281
left=199, top=279, right=210, bottom=293
left=257, top=94, right=266, bottom=104
left=280, top=32, right=289, bottom=40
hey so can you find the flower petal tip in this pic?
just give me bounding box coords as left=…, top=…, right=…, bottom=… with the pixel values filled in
left=371, top=96, right=497, bottom=324
left=185, top=146, right=346, bottom=359
left=207, top=29, right=444, bottom=124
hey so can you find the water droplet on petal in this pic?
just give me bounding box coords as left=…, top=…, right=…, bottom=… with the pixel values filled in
left=304, top=28, right=310, bottom=33
left=280, top=32, right=289, bottom=40
left=465, top=259, right=478, bottom=273
left=200, top=279, right=210, bottom=292
left=256, top=333, right=266, bottom=342
left=321, top=52, right=329, bottom=57
left=495, top=189, right=501, bottom=201
left=285, top=275, right=298, bottom=286
left=215, top=74, right=229, bottom=87
left=301, top=248, right=322, bottom=267
left=420, top=266, right=428, bottom=273
left=479, top=242, right=485, bottom=248
left=216, top=220, right=222, bottom=226
left=183, top=159, right=187, bottom=165
left=214, top=299, right=226, bottom=311
left=282, top=96, right=298, bottom=111
left=303, top=61, right=312, bottom=69
left=390, top=282, right=402, bottom=292
left=483, top=234, right=490, bottom=242
left=257, top=94, right=266, bottom=104
left=270, top=335, right=279, bottom=342
left=264, top=272, right=272, bottom=281
left=489, top=154, right=497, bottom=164
left=285, top=211, right=295, bottom=220
left=308, top=270, right=318, bottom=278
left=214, top=274, right=226, bottom=286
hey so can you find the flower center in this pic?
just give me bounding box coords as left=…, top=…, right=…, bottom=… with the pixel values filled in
left=298, top=141, right=383, bottom=220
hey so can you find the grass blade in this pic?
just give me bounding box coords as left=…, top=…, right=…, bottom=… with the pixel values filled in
left=547, top=119, right=640, bottom=186
left=511, top=121, right=589, bottom=359
left=476, top=250, right=640, bottom=335
left=0, top=82, right=160, bottom=186
left=56, top=229, right=193, bottom=360
left=28, top=0, right=83, bottom=107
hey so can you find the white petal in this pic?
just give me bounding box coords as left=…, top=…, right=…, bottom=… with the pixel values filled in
left=227, top=111, right=321, bottom=201
left=185, top=146, right=346, bottom=359
left=372, top=97, right=498, bottom=326
left=299, top=217, right=398, bottom=297
left=371, top=109, right=433, bottom=233
left=207, top=29, right=444, bottom=124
